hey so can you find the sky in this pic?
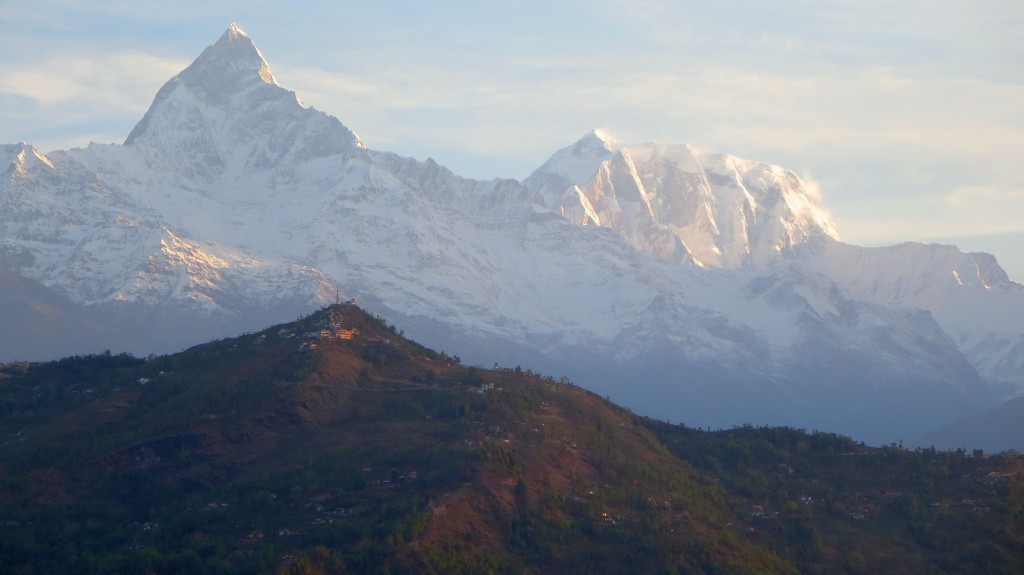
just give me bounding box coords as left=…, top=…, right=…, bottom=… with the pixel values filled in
left=2, top=1, right=1022, bottom=280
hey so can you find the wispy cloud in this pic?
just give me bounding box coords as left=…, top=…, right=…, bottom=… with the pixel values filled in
left=942, top=186, right=1024, bottom=232
left=0, top=52, right=185, bottom=107
left=0, top=52, right=186, bottom=148
left=839, top=182, right=1024, bottom=251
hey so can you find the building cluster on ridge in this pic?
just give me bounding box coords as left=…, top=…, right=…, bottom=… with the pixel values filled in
left=295, top=302, right=360, bottom=352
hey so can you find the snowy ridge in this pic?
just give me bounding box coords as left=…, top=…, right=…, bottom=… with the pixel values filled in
left=525, top=132, right=841, bottom=269
left=2, top=25, right=1022, bottom=445
left=797, top=239, right=1024, bottom=395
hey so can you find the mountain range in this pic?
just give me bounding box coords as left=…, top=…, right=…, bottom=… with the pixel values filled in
left=2, top=24, right=1022, bottom=446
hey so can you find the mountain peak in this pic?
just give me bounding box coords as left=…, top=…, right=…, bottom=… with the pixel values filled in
left=205, top=23, right=276, bottom=84
left=186, top=23, right=277, bottom=91
left=123, top=23, right=364, bottom=161
left=3, top=142, right=55, bottom=178
left=125, top=23, right=278, bottom=146
left=575, top=128, right=623, bottom=155
left=223, top=22, right=247, bottom=41
left=521, top=129, right=624, bottom=208
left=122, top=23, right=364, bottom=170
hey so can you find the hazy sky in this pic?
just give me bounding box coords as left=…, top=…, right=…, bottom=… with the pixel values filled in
left=2, top=1, right=1021, bottom=280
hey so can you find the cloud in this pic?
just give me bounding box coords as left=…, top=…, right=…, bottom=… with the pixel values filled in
left=0, top=51, right=186, bottom=148
left=274, top=52, right=1023, bottom=177
left=798, top=171, right=825, bottom=202
left=943, top=186, right=1024, bottom=230
left=839, top=183, right=1024, bottom=246
left=0, top=52, right=185, bottom=109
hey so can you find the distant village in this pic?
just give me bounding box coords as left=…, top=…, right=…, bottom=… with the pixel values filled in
left=270, top=304, right=362, bottom=353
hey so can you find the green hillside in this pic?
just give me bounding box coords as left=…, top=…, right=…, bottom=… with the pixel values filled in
left=1, top=304, right=1021, bottom=574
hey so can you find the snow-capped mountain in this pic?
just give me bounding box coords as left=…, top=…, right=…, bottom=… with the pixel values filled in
left=2, top=25, right=1021, bottom=445
left=524, top=129, right=840, bottom=269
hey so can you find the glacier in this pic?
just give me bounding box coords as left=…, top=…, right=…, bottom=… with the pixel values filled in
left=2, top=24, right=1022, bottom=446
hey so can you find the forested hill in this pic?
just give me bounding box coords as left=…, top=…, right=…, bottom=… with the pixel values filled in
left=1, top=304, right=1022, bottom=574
